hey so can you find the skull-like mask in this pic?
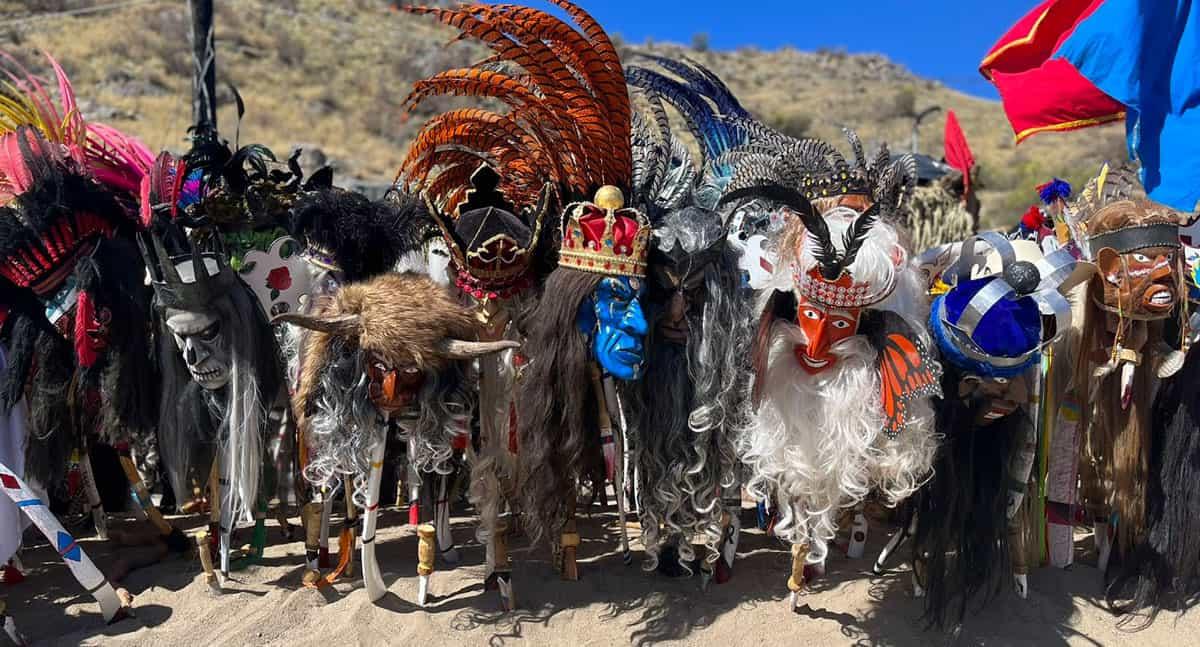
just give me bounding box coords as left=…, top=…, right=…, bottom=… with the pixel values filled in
left=166, top=307, right=231, bottom=390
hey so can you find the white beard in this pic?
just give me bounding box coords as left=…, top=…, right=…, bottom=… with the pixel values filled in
left=740, top=320, right=935, bottom=563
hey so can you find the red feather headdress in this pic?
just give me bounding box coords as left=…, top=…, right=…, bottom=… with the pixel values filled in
left=397, top=0, right=633, bottom=214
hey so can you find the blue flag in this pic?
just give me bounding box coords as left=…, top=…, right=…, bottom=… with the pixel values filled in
left=1057, top=0, right=1200, bottom=211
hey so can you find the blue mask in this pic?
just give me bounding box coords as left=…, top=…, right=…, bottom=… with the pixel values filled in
left=576, top=276, right=648, bottom=381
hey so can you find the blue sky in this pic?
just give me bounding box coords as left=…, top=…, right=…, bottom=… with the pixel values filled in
left=567, top=1, right=1039, bottom=100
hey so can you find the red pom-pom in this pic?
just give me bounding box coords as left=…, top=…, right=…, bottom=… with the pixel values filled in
left=1021, top=206, right=1045, bottom=231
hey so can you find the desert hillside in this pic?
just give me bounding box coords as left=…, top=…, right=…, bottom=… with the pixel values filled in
left=1, top=0, right=1127, bottom=228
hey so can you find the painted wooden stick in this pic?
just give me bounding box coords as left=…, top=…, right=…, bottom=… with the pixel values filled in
left=318, top=490, right=333, bottom=568
left=491, top=513, right=514, bottom=610
left=0, top=461, right=128, bottom=623
left=195, top=529, right=219, bottom=592
left=301, top=501, right=322, bottom=587
left=873, top=514, right=916, bottom=575
left=787, top=542, right=809, bottom=610
left=847, top=503, right=868, bottom=559
left=340, top=476, right=357, bottom=580
left=117, top=451, right=189, bottom=553
left=1, top=599, right=29, bottom=647
left=561, top=497, right=580, bottom=582
left=75, top=449, right=108, bottom=541
left=416, top=523, right=436, bottom=606
left=599, top=375, right=631, bottom=565
left=361, top=439, right=387, bottom=602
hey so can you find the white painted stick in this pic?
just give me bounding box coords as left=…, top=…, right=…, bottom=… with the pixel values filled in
left=0, top=462, right=126, bottom=623
left=362, top=439, right=387, bottom=602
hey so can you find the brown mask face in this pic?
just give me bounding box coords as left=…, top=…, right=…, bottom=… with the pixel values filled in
left=957, top=373, right=1031, bottom=426
left=1095, top=245, right=1179, bottom=319
left=366, top=352, right=425, bottom=415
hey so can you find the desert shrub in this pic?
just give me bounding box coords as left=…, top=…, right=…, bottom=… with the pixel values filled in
left=768, top=108, right=812, bottom=139
left=691, top=32, right=709, bottom=52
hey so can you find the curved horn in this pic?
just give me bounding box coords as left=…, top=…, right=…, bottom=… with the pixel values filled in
left=274, top=312, right=362, bottom=336
left=523, top=182, right=554, bottom=254
left=437, top=338, right=520, bottom=360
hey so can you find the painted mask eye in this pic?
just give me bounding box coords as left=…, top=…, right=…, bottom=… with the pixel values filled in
left=1133, top=253, right=1151, bottom=263
left=993, top=376, right=1009, bottom=385
left=404, top=367, right=420, bottom=374
left=831, top=320, right=851, bottom=329
left=801, top=309, right=821, bottom=320
left=197, top=322, right=220, bottom=341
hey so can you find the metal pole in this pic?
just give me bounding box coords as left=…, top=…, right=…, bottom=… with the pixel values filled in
left=910, top=106, right=942, bottom=155
left=189, top=0, right=217, bottom=137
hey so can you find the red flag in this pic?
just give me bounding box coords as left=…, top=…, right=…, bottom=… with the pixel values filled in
left=980, top=0, right=1124, bottom=143
left=943, top=110, right=975, bottom=194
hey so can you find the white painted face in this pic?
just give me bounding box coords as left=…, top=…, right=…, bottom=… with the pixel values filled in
left=165, top=308, right=231, bottom=390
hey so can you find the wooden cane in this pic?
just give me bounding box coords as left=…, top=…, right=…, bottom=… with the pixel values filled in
left=361, top=440, right=388, bottom=602
left=787, top=543, right=809, bottom=610
left=561, top=496, right=580, bottom=581
left=301, top=501, right=322, bottom=587
left=417, top=523, right=436, bottom=606
left=75, top=449, right=108, bottom=541
left=491, top=513, right=514, bottom=610
left=195, top=529, right=219, bottom=592
left=118, top=450, right=189, bottom=553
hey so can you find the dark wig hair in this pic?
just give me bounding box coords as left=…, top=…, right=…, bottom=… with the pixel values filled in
left=515, top=268, right=604, bottom=545
left=630, top=246, right=749, bottom=572
left=1105, top=341, right=1200, bottom=628
left=288, top=187, right=429, bottom=282
left=911, top=366, right=1028, bottom=628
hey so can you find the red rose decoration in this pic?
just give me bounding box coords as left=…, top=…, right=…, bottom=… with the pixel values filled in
left=266, top=266, right=292, bottom=291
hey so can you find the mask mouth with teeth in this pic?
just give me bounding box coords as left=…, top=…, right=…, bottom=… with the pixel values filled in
left=165, top=308, right=231, bottom=390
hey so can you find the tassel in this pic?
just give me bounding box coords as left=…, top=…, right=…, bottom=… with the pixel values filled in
left=73, top=289, right=98, bottom=369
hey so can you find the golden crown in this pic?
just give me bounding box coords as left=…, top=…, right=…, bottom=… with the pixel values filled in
left=558, top=186, right=650, bottom=278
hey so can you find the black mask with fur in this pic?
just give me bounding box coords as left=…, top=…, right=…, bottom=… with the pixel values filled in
left=631, top=244, right=749, bottom=572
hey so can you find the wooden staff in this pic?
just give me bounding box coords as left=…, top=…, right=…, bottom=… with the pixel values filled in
left=117, top=449, right=189, bottom=552
left=561, top=496, right=580, bottom=581
left=0, top=461, right=128, bottom=623
left=361, top=439, right=388, bottom=602
left=873, top=514, right=916, bottom=575
left=847, top=503, right=868, bottom=559
left=74, top=449, right=108, bottom=541
left=490, top=513, right=514, bottom=610
left=593, top=367, right=630, bottom=563
left=318, top=490, right=333, bottom=568
left=787, top=543, right=809, bottom=610
left=301, top=501, right=322, bottom=587
left=187, top=0, right=217, bottom=135
left=434, top=473, right=458, bottom=564
left=195, top=528, right=219, bottom=592
left=416, top=523, right=436, bottom=606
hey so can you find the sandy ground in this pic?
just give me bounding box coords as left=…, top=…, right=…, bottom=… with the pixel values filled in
left=4, top=505, right=1198, bottom=647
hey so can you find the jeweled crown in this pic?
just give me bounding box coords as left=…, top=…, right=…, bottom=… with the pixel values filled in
left=558, top=186, right=650, bottom=278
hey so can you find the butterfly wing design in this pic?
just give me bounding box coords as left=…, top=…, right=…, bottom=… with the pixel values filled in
left=868, top=311, right=942, bottom=438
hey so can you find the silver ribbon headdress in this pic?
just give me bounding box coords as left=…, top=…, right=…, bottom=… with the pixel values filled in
left=938, top=232, right=1080, bottom=370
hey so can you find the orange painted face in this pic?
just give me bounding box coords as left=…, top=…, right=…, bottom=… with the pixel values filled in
left=366, top=352, right=425, bottom=415
left=793, top=295, right=861, bottom=374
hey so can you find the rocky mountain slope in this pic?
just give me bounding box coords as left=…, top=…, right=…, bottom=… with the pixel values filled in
left=1, top=0, right=1127, bottom=227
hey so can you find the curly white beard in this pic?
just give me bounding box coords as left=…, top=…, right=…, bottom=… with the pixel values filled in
left=739, top=319, right=935, bottom=564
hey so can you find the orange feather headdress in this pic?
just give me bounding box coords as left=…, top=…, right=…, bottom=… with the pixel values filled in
left=396, top=0, right=633, bottom=214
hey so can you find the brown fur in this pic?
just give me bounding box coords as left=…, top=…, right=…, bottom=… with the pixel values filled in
left=292, top=272, right=479, bottom=435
